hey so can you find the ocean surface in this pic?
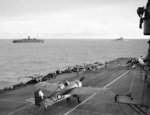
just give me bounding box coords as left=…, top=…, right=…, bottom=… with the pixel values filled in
left=0, top=39, right=148, bottom=89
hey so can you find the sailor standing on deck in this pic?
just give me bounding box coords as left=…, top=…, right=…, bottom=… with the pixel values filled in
left=138, top=56, right=145, bottom=65
left=34, top=89, right=45, bottom=108
left=38, top=90, right=48, bottom=111
left=38, top=90, right=44, bottom=100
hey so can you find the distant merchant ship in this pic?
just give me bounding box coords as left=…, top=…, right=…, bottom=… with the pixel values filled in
left=12, top=36, right=44, bottom=43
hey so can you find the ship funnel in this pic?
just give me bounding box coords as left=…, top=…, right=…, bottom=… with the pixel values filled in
left=144, top=40, right=150, bottom=62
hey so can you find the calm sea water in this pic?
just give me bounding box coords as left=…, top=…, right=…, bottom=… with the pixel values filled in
left=0, top=39, right=148, bottom=89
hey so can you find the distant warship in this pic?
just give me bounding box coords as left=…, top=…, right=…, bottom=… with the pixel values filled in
left=12, top=36, right=44, bottom=43
left=115, top=36, right=124, bottom=41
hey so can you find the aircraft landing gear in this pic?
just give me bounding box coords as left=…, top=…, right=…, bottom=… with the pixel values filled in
left=66, top=97, right=70, bottom=101
left=77, top=96, right=81, bottom=103
left=73, top=95, right=81, bottom=103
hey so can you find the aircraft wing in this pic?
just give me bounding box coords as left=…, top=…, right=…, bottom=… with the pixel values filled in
left=41, top=94, right=71, bottom=106
left=34, top=81, right=59, bottom=93
left=70, top=87, right=109, bottom=95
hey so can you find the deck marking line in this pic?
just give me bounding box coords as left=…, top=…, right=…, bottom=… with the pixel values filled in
left=64, top=69, right=132, bottom=115
left=53, top=105, right=112, bottom=115
left=103, top=70, right=130, bottom=88
left=64, top=93, right=97, bottom=115
left=7, top=103, right=33, bottom=115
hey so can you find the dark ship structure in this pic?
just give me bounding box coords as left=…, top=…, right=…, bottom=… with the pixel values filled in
left=12, top=36, right=44, bottom=43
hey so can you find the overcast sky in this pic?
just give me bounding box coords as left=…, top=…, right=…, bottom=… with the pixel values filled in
left=0, top=0, right=148, bottom=39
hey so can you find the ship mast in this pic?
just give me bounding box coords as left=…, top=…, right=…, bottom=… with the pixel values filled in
left=28, top=36, right=31, bottom=39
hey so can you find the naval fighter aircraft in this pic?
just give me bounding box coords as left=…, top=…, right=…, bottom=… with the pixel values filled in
left=34, top=76, right=109, bottom=111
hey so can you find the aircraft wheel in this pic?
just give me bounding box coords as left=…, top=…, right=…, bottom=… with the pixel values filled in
left=57, top=94, right=62, bottom=100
